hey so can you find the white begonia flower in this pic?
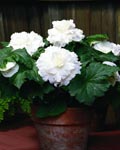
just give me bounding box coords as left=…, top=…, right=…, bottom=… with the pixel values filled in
left=24, top=31, right=45, bottom=56
left=53, top=19, right=75, bottom=31
left=0, top=62, right=19, bottom=77
left=47, top=19, right=85, bottom=47
left=8, top=32, right=29, bottom=50
left=111, top=43, right=120, bottom=56
left=36, top=46, right=82, bottom=86
left=8, top=31, right=45, bottom=56
left=93, top=41, right=115, bottom=54
left=103, top=61, right=120, bottom=85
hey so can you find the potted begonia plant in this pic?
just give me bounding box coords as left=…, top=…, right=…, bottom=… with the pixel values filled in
left=0, top=19, right=120, bottom=150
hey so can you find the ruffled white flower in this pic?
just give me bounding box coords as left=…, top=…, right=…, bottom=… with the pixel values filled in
left=8, top=31, right=45, bottom=56
left=36, top=46, right=81, bottom=86
left=0, top=62, right=19, bottom=77
left=8, top=32, right=28, bottom=50
left=25, top=31, right=45, bottom=56
left=93, top=41, right=115, bottom=54
left=103, top=61, right=120, bottom=85
left=93, top=40, right=120, bottom=56
left=47, top=19, right=85, bottom=47
left=111, top=43, right=120, bottom=56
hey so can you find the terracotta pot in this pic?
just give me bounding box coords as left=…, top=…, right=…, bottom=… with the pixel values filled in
left=31, top=107, right=90, bottom=150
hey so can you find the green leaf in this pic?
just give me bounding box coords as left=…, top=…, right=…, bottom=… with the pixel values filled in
left=65, top=42, right=76, bottom=52
left=25, top=64, right=43, bottom=83
left=76, top=43, right=119, bottom=67
left=41, top=83, right=55, bottom=95
left=10, top=64, right=43, bottom=89
left=20, top=99, right=31, bottom=113
left=36, top=99, right=67, bottom=118
left=19, top=81, right=54, bottom=100
left=85, top=34, right=109, bottom=44
left=0, top=47, right=13, bottom=68
left=32, top=47, right=45, bottom=59
left=8, top=50, right=44, bottom=89
left=43, top=39, right=50, bottom=47
left=68, top=62, right=119, bottom=105
left=92, top=50, right=119, bottom=62
left=0, top=75, right=19, bottom=98
left=10, top=70, right=27, bottom=89
left=0, top=42, right=9, bottom=47
left=76, top=45, right=94, bottom=66
left=0, top=98, right=10, bottom=121
left=0, top=48, right=34, bottom=70
left=11, top=49, right=34, bottom=68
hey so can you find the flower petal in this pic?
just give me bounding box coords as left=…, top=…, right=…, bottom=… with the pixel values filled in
left=0, top=62, right=16, bottom=71
left=1, top=64, right=19, bottom=77
left=47, top=19, right=85, bottom=47
left=36, top=46, right=82, bottom=86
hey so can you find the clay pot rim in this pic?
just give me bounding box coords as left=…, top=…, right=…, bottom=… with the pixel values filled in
left=32, top=106, right=90, bottom=126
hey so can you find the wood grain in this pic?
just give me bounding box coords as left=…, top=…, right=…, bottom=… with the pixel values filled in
left=101, top=3, right=115, bottom=42
left=0, top=1, right=118, bottom=42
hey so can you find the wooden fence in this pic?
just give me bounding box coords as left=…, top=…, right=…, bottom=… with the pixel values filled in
left=0, top=1, right=119, bottom=44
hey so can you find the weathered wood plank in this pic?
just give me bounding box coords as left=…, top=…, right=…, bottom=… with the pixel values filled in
left=2, top=5, right=28, bottom=40
left=0, top=10, right=5, bottom=41
left=27, top=6, right=41, bottom=34
left=90, top=5, right=102, bottom=35
left=0, top=1, right=118, bottom=42
left=115, top=5, right=120, bottom=43
left=101, top=3, right=115, bottom=42
left=75, top=4, right=90, bottom=35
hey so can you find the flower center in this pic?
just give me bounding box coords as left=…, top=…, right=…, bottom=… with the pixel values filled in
left=53, top=53, right=65, bottom=68
left=55, top=24, right=70, bottom=33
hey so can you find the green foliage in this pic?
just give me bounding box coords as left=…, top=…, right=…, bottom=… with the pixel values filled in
left=36, top=98, right=67, bottom=118
left=68, top=62, right=119, bottom=105
left=85, top=34, right=109, bottom=45
left=19, top=98, right=31, bottom=114
left=0, top=42, right=9, bottom=47
left=0, top=98, right=10, bottom=121
left=20, top=82, right=54, bottom=100
left=32, top=47, right=45, bottom=59
left=11, top=49, right=34, bottom=68
left=10, top=64, right=43, bottom=89
left=0, top=30, right=119, bottom=121
left=0, top=47, right=13, bottom=68
left=0, top=97, right=31, bottom=122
